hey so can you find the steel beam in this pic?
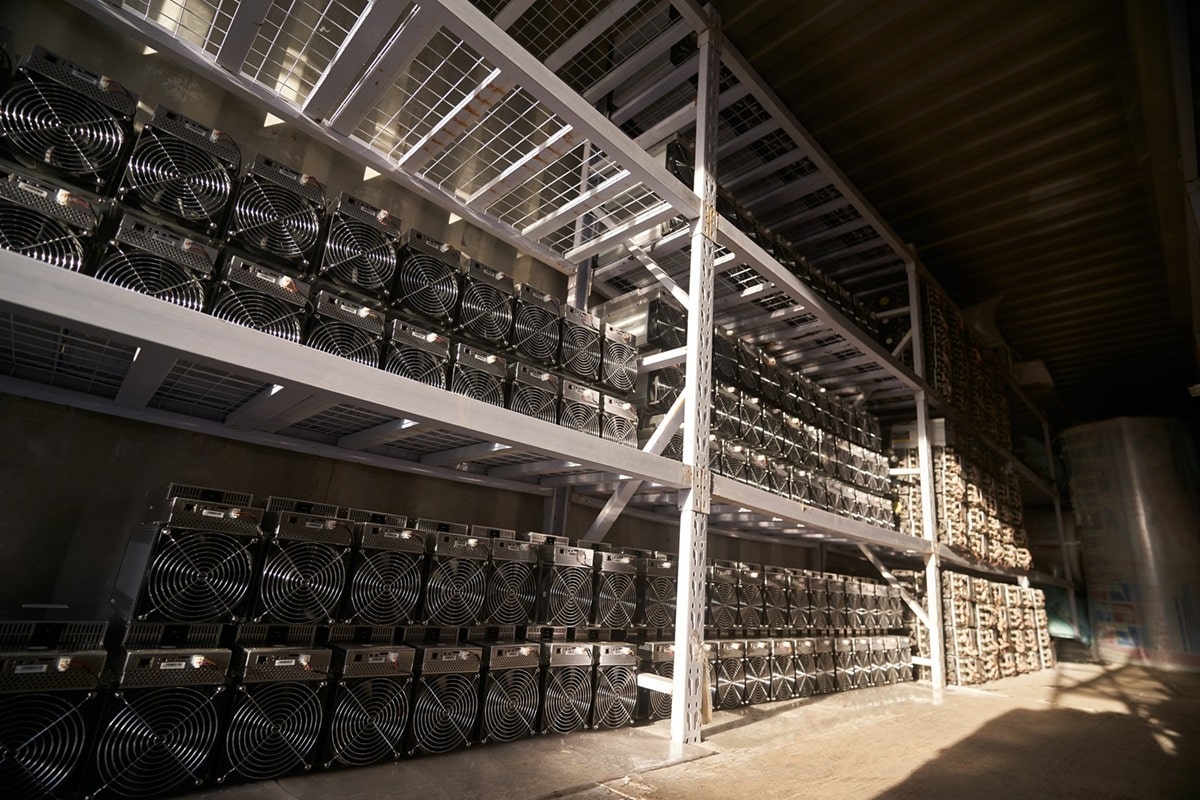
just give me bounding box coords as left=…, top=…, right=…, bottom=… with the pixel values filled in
left=544, top=0, right=644, bottom=73
left=303, top=0, right=410, bottom=122
left=114, top=346, right=177, bottom=410
left=338, top=418, right=422, bottom=449
left=215, top=0, right=273, bottom=71
left=672, top=14, right=719, bottom=750
left=521, top=170, right=637, bottom=239
left=465, top=126, right=579, bottom=208
left=397, top=68, right=516, bottom=172
left=421, top=441, right=515, bottom=467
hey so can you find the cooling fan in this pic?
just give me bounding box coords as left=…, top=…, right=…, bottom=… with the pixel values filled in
left=394, top=229, right=460, bottom=324
left=558, top=304, right=601, bottom=380
left=0, top=47, right=135, bottom=189
left=451, top=343, right=507, bottom=407
left=0, top=649, right=106, bottom=800
left=558, top=380, right=600, bottom=437
left=511, top=283, right=561, bottom=365
left=594, top=552, right=637, bottom=629
left=226, top=154, right=325, bottom=267
left=639, top=557, right=677, bottom=629
left=220, top=672, right=327, bottom=782
left=210, top=256, right=309, bottom=342
left=737, top=565, right=765, bottom=629
left=345, top=523, right=425, bottom=626
left=0, top=169, right=100, bottom=271
left=323, top=644, right=413, bottom=768
left=794, top=639, right=817, bottom=697
left=743, top=642, right=772, bottom=704
left=713, top=643, right=746, bottom=708
left=762, top=568, right=790, bottom=630
left=646, top=296, right=686, bottom=349
left=770, top=640, right=797, bottom=701
left=833, top=639, right=854, bottom=692
left=538, top=544, right=594, bottom=627
left=712, top=384, right=746, bottom=443
left=600, top=323, right=637, bottom=393
left=767, top=460, right=794, bottom=501
left=485, top=539, right=537, bottom=625
left=787, top=571, right=811, bottom=630
left=479, top=644, right=540, bottom=743
left=706, top=566, right=739, bottom=629
left=422, top=533, right=488, bottom=627
left=118, top=105, right=239, bottom=233
left=540, top=644, right=593, bottom=734
left=507, top=362, right=558, bottom=424
left=642, top=365, right=684, bottom=412
left=638, top=643, right=674, bottom=720
left=408, top=646, right=481, bottom=756
left=758, top=357, right=782, bottom=407
left=716, top=440, right=748, bottom=482
left=828, top=579, right=848, bottom=629
left=253, top=500, right=352, bottom=625
left=808, top=576, right=830, bottom=629
left=602, top=395, right=638, bottom=447
left=592, top=645, right=637, bottom=729
left=90, top=684, right=225, bottom=797
left=457, top=260, right=514, bottom=345
left=711, top=331, right=740, bottom=384
left=814, top=639, right=836, bottom=694
left=383, top=320, right=448, bottom=389
left=111, top=490, right=263, bottom=624
left=318, top=193, right=399, bottom=297
left=93, top=214, right=216, bottom=311
left=304, top=289, right=384, bottom=366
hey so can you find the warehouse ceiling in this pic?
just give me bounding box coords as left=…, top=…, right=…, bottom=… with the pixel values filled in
left=710, top=0, right=1199, bottom=425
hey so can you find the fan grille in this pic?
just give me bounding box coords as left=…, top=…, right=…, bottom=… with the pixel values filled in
left=771, top=655, right=795, bottom=701
left=642, top=575, right=676, bottom=628
left=541, top=665, right=590, bottom=734
left=558, top=400, right=599, bottom=437
left=601, top=341, right=637, bottom=392
left=210, top=287, right=304, bottom=341
left=0, top=692, right=90, bottom=800
left=394, top=252, right=458, bottom=321
left=423, top=558, right=486, bottom=626
left=708, top=581, right=738, bottom=629
left=481, top=668, right=538, bottom=743
left=764, top=586, right=789, bottom=629
left=0, top=203, right=87, bottom=271
left=230, top=176, right=321, bottom=263
left=94, top=249, right=207, bottom=310
left=512, top=302, right=559, bottom=363
left=306, top=320, right=379, bottom=366
left=92, top=686, right=222, bottom=797
left=715, top=658, right=745, bottom=708
left=125, top=132, right=232, bottom=226
left=0, top=79, right=127, bottom=180
left=744, top=655, right=771, bottom=704
left=256, top=540, right=348, bottom=624
left=484, top=560, right=536, bottom=625
left=602, top=413, right=638, bottom=447
left=383, top=346, right=447, bottom=389
left=323, top=217, right=396, bottom=293
left=595, top=572, right=636, bottom=628
left=508, top=382, right=557, bottom=423
left=410, top=673, right=478, bottom=755
left=739, top=583, right=764, bottom=627
left=349, top=549, right=422, bottom=626
left=327, top=677, right=409, bottom=767
left=458, top=280, right=512, bottom=342
left=145, top=531, right=254, bottom=622
left=592, top=665, right=636, bottom=729
left=559, top=322, right=600, bottom=379
left=647, top=662, right=673, bottom=719
left=543, top=566, right=593, bottom=627
left=224, top=682, right=323, bottom=781
left=450, top=364, right=505, bottom=407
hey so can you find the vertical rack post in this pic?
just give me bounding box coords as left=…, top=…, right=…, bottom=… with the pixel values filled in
left=1043, top=419, right=1081, bottom=639
left=907, top=260, right=945, bottom=694
left=671, top=6, right=720, bottom=749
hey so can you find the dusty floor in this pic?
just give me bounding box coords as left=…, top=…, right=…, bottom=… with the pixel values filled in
left=198, top=661, right=1200, bottom=800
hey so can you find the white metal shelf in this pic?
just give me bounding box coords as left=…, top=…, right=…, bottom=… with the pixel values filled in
left=0, top=251, right=687, bottom=491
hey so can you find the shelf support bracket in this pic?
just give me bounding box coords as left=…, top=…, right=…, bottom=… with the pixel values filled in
left=672, top=8, right=720, bottom=751
left=856, top=543, right=930, bottom=629
left=582, top=393, right=686, bottom=543
left=114, top=346, right=177, bottom=410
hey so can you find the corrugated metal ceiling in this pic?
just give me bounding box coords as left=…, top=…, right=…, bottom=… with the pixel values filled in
left=712, top=0, right=1197, bottom=425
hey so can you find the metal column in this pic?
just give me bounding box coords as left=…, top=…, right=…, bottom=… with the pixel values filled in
left=1043, top=420, right=1081, bottom=639
left=907, top=261, right=945, bottom=694
left=672, top=8, right=720, bottom=749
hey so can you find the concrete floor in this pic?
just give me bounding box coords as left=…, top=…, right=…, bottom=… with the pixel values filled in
left=197, top=661, right=1200, bottom=800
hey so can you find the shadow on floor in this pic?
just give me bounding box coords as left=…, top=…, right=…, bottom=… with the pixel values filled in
left=874, top=665, right=1200, bottom=800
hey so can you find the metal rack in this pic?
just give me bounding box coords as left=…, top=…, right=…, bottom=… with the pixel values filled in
left=0, top=0, right=1074, bottom=747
